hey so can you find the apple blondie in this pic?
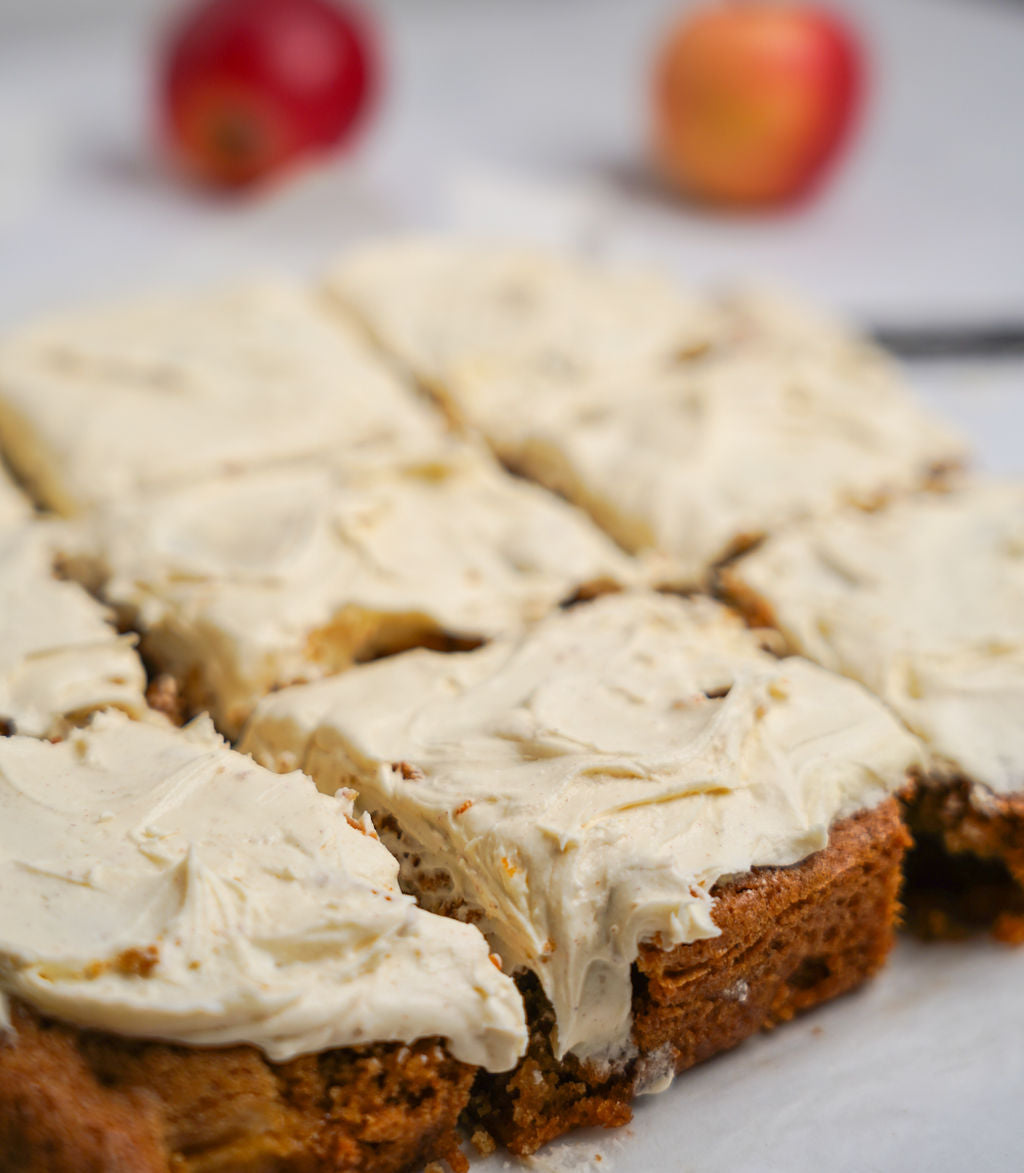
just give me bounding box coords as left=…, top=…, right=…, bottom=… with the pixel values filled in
left=243, top=592, right=922, bottom=1152
left=724, top=482, right=1024, bottom=941
left=0, top=713, right=526, bottom=1171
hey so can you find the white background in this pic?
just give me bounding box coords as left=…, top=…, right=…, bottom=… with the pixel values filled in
left=0, top=1, right=1021, bottom=1169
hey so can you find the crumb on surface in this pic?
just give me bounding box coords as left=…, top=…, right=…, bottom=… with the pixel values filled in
left=116, top=946, right=160, bottom=978
left=84, top=945, right=160, bottom=981
left=395, top=761, right=425, bottom=782
left=471, top=1127, right=497, bottom=1157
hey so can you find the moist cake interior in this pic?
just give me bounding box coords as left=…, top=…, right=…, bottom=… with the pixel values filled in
left=901, top=779, right=1024, bottom=944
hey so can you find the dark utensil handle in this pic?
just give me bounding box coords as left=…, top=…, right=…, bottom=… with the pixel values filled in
left=869, top=323, right=1024, bottom=359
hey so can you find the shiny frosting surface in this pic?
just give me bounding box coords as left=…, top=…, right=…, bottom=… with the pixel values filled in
left=0, top=712, right=526, bottom=1070
left=0, top=281, right=444, bottom=515
left=330, top=240, right=965, bottom=581
left=243, top=592, right=921, bottom=1061
left=0, top=522, right=146, bottom=737
left=735, top=483, right=1024, bottom=797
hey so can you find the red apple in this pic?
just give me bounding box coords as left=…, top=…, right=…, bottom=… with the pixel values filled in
left=161, top=0, right=375, bottom=189
left=653, top=3, right=863, bottom=207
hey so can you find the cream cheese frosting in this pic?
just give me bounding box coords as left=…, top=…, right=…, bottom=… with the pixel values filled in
left=731, top=483, right=1024, bottom=798
left=329, top=238, right=727, bottom=382
left=0, top=712, right=526, bottom=1070
left=0, top=522, right=147, bottom=737
left=242, top=592, right=922, bottom=1063
left=71, top=446, right=637, bottom=738
left=0, top=280, right=445, bottom=515
left=328, top=241, right=965, bottom=583
left=460, top=352, right=963, bottom=583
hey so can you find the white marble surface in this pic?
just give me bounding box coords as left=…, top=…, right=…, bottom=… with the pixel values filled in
left=0, top=2, right=1022, bottom=1170
left=506, top=937, right=1023, bottom=1173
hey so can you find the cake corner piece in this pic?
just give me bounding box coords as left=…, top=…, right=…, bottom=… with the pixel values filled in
left=0, top=712, right=527, bottom=1172
left=723, top=482, right=1024, bottom=944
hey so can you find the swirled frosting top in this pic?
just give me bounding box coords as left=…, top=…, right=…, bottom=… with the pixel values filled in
left=242, top=592, right=921, bottom=1062
left=73, top=446, right=637, bottom=737
left=0, top=281, right=445, bottom=515
left=329, top=240, right=965, bottom=582
left=0, top=712, right=526, bottom=1071
left=732, top=483, right=1024, bottom=797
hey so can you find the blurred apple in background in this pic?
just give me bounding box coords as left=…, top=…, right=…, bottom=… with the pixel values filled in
left=161, top=0, right=375, bottom=189
left=653, top=3, right=862, bottom=208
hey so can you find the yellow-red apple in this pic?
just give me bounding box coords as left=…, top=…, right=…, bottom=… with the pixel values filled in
left=653, top=3, right=863, bottom=207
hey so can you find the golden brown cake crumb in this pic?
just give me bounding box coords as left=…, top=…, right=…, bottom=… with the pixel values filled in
left=469, top=1128, right=497, bottom=1157
left=0, top=1001, right=474, bottom=1173
left=144, top=671, right=186, bottom=725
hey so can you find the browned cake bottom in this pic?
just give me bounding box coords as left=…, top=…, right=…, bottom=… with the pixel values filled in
left=470, top=799, right=909, bottom=1156
left=901, top=776, right=1024, bottom=944
left=0, top=1001, right=474, bottom=1173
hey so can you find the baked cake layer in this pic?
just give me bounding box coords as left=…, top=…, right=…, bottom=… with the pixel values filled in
left=243, top=592, right=921, bottom=1072
left=0, top=521, right=147, bottom=738
left=69, top=446, right=635, bottom=738
left=328, top=240, right=964, bottom=582
left=0, top=1000, right=474, bottom=1173
left=0, top=281, right=445, bottom=516
left=472, top=800, right=909, bottom=1154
